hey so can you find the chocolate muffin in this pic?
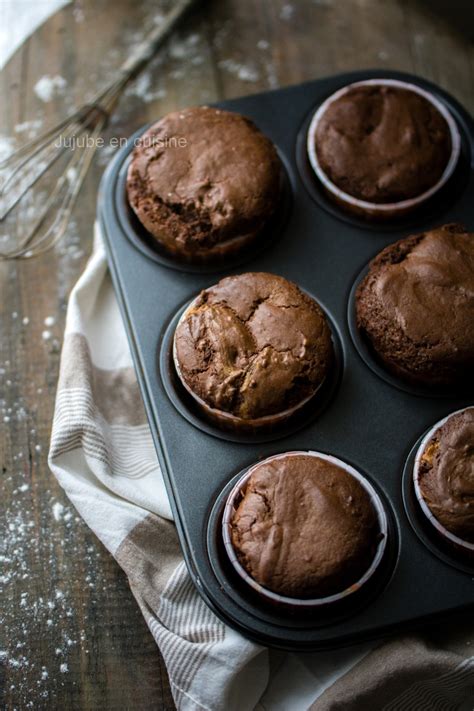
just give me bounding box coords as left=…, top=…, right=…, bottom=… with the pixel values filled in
left=126, top=107, right=283, bottom=261
left=230, top=453, right=379, bottom=598
left=173, top=273, right=334, bottom=427
left=356, top=223, right=474, bottom=386
left=417, top=408, right=474, bottom=543
left=314, top=82, right=452, bottom=204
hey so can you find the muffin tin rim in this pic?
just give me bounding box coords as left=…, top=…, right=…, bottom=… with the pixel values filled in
left=306, top=78, right=461, bottom=214
left=221, top=450, right=389, bottom=608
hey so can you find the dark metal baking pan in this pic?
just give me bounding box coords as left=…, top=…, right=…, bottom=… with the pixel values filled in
left=98, top=69, right=474, bottom=651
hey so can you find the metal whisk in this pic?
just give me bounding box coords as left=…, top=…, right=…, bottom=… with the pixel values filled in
left=0, top=0, right=198, bottom=260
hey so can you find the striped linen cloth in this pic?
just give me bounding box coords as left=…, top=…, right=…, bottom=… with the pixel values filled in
left=49, top=228, right=474, bottom=711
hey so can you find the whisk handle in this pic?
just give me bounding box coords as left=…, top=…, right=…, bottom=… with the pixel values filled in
left=119, top=0, right=200, bottom=79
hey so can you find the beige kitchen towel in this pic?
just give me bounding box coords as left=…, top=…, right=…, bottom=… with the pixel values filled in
left=49, top=229, right=474, bottom=711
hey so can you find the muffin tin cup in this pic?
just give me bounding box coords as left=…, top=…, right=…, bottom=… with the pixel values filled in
left=347, top=264, right=471, bottom=399
left=221, top=451, right=389, bottom=611
left=306, top=79, right=461, bottom=220
left=116, top=145, right=293, bottom=275
left=171, top=293, right=341, bottom=437
left=412, top=407, right=474, bottom=561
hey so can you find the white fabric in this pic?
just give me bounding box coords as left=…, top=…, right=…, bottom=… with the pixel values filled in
left=0, top=0, right=71, bottom=70
left=49, top=228, right=369, bottom=710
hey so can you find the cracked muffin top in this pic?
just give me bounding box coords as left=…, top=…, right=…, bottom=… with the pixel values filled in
left=173, top=273, right=334, bottom=420
left=356, top=223, right=474, bottom=386
left=418, top=408, right=474, bottom=543
left=126, top=107, right=282, bottom=258
left=314, top=84, right=452, bottom=203
left=231, top=453, right=378, bottom=597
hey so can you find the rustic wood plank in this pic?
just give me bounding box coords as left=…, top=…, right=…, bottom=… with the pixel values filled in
left=1, top=1, right=473, bottom=709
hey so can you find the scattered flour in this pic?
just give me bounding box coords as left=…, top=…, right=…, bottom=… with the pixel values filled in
left=73, top=5, right=84, bottom=23
left=14, top=120, right=43, bottom=136
left=34, top=75, right=67, bottom=103
left=2, top=478, right=96, bottom=705
left=125, top=72, right=167, bottom=103
left=280, top=3, right=295, bottom=20
left=169, top=33, right=201, bottom=60
left=52, top=502, right=64, bottom=522
left=123, top=29, right=207, bottom=103
left=218, top=59, right=260, bottom=83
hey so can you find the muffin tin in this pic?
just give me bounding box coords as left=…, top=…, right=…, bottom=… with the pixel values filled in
left=98, top=69, right=474, bottom=651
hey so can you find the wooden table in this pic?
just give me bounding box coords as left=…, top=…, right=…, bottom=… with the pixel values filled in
left=1, top=1, right=472, bottom=708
